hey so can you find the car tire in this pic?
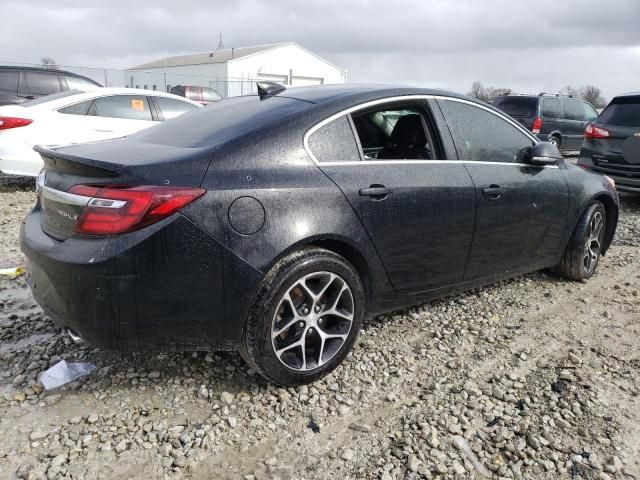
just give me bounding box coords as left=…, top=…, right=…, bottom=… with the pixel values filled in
left=548, top=135, right=561, bottom=148
left=239, top=247, right=365, bottom=386
left=553, top=202, right=606, bottom=281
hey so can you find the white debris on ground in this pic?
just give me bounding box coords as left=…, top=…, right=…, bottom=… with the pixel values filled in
left=0, top=182, right=639, bottom=480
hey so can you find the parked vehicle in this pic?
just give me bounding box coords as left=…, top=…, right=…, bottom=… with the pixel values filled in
left=169, top=85, right=222, bottom=104
left=0, top=66, right=101, bottom=106
left=21, top=84, right=618, bottom=386
left=493, top=93, right=599, bottom=152
left=0, top=88, right=201, bottom=176
left=577, top=92, right=640, bottom=193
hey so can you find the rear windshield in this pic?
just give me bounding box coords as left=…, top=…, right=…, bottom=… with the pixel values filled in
left=598, top=97, right=640, bottom=127
left=21, top=90, right=83, bottom=107
left=493, top=97, right=537, bottom=117
left=134, top=95, right=312, bottom=147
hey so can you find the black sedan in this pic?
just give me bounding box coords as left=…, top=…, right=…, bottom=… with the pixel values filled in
left=21, top=84, right=619, bottom=386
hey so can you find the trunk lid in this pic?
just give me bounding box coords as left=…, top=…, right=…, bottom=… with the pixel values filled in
left=37, top=137, right=213, bottom=240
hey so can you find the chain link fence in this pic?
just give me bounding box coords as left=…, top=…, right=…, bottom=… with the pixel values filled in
left=1, top=61, right=260, bottom=99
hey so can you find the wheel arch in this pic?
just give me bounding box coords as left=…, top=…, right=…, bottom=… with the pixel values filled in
left=264, top=234, right=375, bottom=303
left=591, top=193, right=618, bottom=254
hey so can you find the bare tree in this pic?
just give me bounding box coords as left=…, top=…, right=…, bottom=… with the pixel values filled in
left=468, top=82, right=512, bottom=102
left=40, top=57, right=58, bottom=70
left=579, top=85, right=607, bottom=109
left=469, top=81, right=486, bottom=100
left=560, top=85, right=607, bottom=108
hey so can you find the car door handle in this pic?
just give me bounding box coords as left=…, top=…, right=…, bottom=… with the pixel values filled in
left=359, top=185, right=391, bottom=199
left=482, top=185, right=504, bottom=199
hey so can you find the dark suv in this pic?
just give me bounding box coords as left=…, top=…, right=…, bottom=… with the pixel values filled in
left=493, top=93, right=599, bottom=152
left=0, top=66, right=102, bottom=106
left=578, top=93, right=640, bottom=193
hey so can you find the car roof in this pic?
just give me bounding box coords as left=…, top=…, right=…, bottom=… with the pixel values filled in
left=0, top=65, right=101, bottom=84
left=20, top=88, right=203, bottom=110
left=276, top=83, right=468, bottom=105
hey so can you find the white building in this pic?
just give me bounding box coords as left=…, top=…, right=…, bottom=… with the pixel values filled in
left=127, top=42, right=347, bottom=98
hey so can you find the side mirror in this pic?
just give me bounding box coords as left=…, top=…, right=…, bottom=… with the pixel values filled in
left=528, top=142, right=563, bottom=166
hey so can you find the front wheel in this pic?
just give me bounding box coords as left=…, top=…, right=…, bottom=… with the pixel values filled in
left=553, top=202, right=606, bottom=281
left=240, top=248, right=365, bottom=386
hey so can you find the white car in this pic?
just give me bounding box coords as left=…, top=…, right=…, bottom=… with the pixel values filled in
left=0, top=88, right=202, bottom=176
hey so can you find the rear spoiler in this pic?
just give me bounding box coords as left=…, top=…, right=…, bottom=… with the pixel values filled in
left=35, top=145, right=118, bottom=178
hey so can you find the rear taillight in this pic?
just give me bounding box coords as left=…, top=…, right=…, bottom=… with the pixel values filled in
left=585, top=123, right=610, bottom=139
left=531, top=117, right=542, bottom=134
left=0, top=116, right=33, bottom=130
left=68, top=185, right=206, bottom=235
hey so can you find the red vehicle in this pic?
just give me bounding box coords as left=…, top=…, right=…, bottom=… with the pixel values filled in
left=169, top=85, right=222, bottom=105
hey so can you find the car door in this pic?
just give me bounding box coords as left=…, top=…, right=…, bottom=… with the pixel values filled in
left=540, top=97, right=563, bottom=141
left=308, top=99, right=476, bottom=294
left=87, top=94, right=157, bottom=139
left=563, top=98, right=589, bottom=150
left=436, top=98, right=569, bottom=281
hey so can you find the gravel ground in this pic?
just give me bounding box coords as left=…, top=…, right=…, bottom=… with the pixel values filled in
left=0, top=182, right=638, bottom=480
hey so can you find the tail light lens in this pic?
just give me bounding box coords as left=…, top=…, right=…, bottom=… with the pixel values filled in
left=585, top=123, right=610, bottom=139
left=68, top=185, right=206, bottom=235
left=0, top=116, right=33, bottom=130
left=531, top=117, right=542, bottom=134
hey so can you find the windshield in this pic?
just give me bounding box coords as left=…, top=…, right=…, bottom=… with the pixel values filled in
left=21, top=90, right=84, bottom=107
left=493, top=97, right=537, bottom=117
left=598, top=96, right=640, bottom=127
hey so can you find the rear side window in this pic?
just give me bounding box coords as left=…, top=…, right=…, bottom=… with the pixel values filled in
left=25, top=72, right=62, bottom=95
left=308, top=115, right=360, bottom=163
left=438, top=99, right=534, bottom=163
left=493, top=97, right=537, bottom=117
left=0, top=71, right=19, bottom=94
left=94, top=95, right=152, bottom=121
left=598, top=97, right=640, bottom=127
left=541, top=98, right=561, bottom=118
left=154, top=97, right=199, bottom=120
left=58, top=100, right=94, bottom=116
left=564, top=99, right=585, bottom=121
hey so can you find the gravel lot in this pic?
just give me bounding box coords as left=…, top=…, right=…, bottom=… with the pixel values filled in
left=0, top=181, right=638, bottom=480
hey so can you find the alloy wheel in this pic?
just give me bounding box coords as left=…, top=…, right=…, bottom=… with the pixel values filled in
left=271, top=271, right=354, bottom=371
left=583, top=211, right=604, bottom=274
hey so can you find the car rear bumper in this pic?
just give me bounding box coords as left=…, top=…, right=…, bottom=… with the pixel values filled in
left=0, top=150, right=43, bottom=176
left=20, top=207, right=262, bottom=351
left=576, top=157, right=640, bottom=192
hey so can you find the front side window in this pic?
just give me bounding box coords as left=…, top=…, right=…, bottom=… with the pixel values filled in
left=65, top=76, right=98, bottom=91
left=542, top=98, right=561, bottom=118
left=154, top=97, right=199, bottom=120
left=94, top=95, right=152, bottom=121
left=564, top=99, right=585, bottom=121
left=307, top=115, right=360, bottom=163
left=351, top=105, right=435, bottom=160
left=25, top=72, right=62, bottom=95
left=583, top=102, right=598, bottom=122
left=438, top=99, right=534, bottom=163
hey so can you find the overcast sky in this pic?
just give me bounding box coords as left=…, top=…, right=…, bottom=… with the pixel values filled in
left=1, top=0, right=639, bottom=99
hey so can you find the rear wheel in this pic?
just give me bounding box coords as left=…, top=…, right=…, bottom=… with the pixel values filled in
left=240, top=248, right=365, bottom=386
left=548, top=135, right=561, bottom=148
left=553, top=202, right=606, bottom=281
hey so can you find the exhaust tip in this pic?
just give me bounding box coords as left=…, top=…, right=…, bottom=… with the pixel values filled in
left=65, top=328, right=84, bottom=344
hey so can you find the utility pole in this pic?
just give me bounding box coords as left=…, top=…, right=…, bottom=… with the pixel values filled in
left=217, top=33, right=225, bottom=51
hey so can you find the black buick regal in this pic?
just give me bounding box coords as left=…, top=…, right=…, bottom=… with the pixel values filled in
left=21, top=84, right=619, bottom=386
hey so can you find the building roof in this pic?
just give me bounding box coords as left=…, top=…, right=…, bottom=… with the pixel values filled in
left=131, top=43, right=289, bottom=69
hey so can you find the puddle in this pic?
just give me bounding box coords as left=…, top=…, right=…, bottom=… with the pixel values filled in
left=0, top=333, right=54, bottom=354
